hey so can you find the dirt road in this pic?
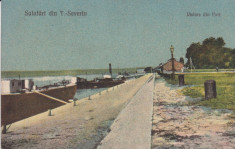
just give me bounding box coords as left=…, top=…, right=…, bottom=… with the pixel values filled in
left=152, top=78, right=235, bottom=149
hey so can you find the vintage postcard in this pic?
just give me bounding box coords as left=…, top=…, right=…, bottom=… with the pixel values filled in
left=1, top=0, right=235, bottom=148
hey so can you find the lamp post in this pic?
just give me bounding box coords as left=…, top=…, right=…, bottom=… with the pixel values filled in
left=170, top=45, right=175, bottom=79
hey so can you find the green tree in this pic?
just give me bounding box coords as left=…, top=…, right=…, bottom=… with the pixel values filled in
left=185, top=37, right=234, bottom=69
left=179, top=57, right=184, bottom=64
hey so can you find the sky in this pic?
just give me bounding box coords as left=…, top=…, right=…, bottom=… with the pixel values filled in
left=1, top=0, right=235, bottom=71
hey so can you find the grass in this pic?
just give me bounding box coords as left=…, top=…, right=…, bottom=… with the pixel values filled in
left=181, top=86, right=204, bottom=98
left=184, top=69, right=235, bottom=72
left=165, top=72, right=235, bottom=111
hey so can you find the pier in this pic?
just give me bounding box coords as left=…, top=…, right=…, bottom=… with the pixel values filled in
left=98, top=74, right=154, bottom=149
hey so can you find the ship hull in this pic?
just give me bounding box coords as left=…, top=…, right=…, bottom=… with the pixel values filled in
left=1, top=85, right=77, bottom=125
left=77, top=81, right=124, bottom=89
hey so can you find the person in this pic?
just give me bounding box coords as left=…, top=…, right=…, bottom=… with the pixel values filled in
left=216, top=67, right=219, bottom=72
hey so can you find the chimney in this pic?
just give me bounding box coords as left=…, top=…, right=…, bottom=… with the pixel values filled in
left=109, top=63, right=112, bottom=76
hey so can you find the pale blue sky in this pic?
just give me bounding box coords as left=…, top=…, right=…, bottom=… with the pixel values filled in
left=2, top=0, right=235, bottom=71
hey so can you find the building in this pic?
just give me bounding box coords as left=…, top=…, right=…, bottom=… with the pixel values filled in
left=161, top=59, right=184, bottom=72
left=1, top=79, right=34, bottom=94
left=144, top=67, right=153, bottom=73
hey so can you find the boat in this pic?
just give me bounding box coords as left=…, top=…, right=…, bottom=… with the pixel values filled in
left=1, top=79, right=77, bottom=126
left=77, top=77, right=125, bottom=89
left=76, top=63, right=125, bottom=89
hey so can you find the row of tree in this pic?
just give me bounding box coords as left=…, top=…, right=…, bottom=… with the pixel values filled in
left=185, top=37, right=235, bottom=69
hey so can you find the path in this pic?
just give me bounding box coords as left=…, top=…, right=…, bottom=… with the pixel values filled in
left=152, top=78, right=235, bottom=149
left=98, top=74, right=155, bottom=149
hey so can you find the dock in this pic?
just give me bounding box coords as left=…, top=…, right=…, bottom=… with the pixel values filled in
left=2, top=74, right=154, bottom=149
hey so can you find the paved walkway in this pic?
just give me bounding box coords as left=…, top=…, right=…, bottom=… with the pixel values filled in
left=98, top=74, right=155, bottom=149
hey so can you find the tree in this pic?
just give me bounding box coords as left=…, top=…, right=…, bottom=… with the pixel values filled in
left=185, top=42, right=201, bottom=67
left=179, top=57, right=184, bottom=64
left=185, top=37, right=234, bottom=68
left=231, top=49, right=235, bottom=68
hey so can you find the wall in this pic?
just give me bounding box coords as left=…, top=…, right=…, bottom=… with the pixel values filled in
left=1, top=80, right=10, bottom=94
left=10, top=80, right=23, bottom=93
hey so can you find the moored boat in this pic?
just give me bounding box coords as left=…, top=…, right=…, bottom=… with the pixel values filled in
left=76, top=77, right=125, bottom=89
left=1, top=79, right=77, bottom=125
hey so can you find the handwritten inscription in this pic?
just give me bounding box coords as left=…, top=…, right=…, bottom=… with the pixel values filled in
left=25, top=10, right=87, bottom=16
left=187, top=12, right=221, bottom=17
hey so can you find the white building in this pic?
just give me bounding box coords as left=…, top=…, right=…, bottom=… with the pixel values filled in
left=1, top=79, right=34, bottom=94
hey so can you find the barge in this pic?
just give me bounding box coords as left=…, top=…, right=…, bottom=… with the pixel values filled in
left=76, top=63, right=125, bottom=89
left=1, top=79, right=77, bottom=126
left=76, top=77, right=125, bottom=89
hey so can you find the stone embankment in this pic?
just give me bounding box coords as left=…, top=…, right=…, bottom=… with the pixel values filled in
left=98, top=74, right=154, bottom=149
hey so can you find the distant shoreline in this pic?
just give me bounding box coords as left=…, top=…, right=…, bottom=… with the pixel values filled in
left=1, top=68, right=145, bottom=78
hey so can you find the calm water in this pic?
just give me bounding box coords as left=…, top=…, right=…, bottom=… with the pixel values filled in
left=75, top=88, right=107, bottom=100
